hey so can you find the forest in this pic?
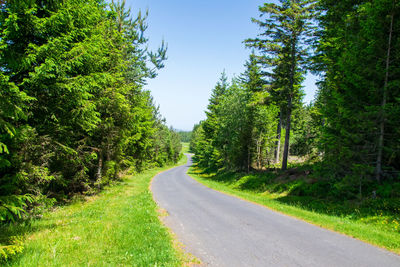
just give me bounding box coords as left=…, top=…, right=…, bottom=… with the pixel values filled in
left=191, top=0, right=400, bottom=200
left=0, top=0, right=182, bottom=225
left=177, top=131, right=192, bottom=143
left=1, top=0, right=400, bottom=264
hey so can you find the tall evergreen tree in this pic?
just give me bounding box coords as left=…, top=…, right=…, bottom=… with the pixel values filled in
left=246, top=0, right=316, bottom=170
left=316, top=0, right=400, bottom=182
left=0, top=0, right=178, bottom=223
left=240, top=53, right=277, bottom=170
left=199, top=72, right=229, bottom=169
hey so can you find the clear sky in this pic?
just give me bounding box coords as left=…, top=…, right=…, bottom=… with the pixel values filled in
left=127, top=0, right=318, bottom=131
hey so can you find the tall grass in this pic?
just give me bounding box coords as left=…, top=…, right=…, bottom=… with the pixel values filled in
left=2, top=157, right=187, bottom=266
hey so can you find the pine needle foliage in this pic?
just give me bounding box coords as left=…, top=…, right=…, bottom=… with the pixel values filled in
left=0, top=1, right=181, bottom=256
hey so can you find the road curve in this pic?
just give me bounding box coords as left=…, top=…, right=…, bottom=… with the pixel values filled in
left=151, top=155, right=400, bottom=267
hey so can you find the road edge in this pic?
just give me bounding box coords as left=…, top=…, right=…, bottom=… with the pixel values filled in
left=186, top=165, right=400, bottom=256
left=149, top=154, right=202, bottom=266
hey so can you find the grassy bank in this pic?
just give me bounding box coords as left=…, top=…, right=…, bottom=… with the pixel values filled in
left=1, top=157, right=187, bottom=266
left=188, top=166, right=400, bottom=254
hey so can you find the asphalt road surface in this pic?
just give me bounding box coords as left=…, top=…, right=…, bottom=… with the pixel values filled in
left=151, top=154, right=400, bottom=267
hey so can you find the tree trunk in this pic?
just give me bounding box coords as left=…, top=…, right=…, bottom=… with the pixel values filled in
left=257, top=131, right=263, bottom=169
left=247, top=146, right=250, bottom=173
left=274, top=111, right=282, bottom=163
left=96, top=151, right=103, bottom=188
left=282, top=35, right=297, bottom=171
left=376, top=5, right=394, bottom=183
left=282, top=97, right=292, bottom=170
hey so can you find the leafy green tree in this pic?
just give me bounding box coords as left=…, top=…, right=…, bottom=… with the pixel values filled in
left=192, top=66, right=278, bottom=172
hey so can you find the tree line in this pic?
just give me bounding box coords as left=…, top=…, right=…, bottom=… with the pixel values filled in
left=177, top=131, right=192, bottom=143
left=190, top=0, right=399, bottom=198
left=0, top=0, right=181, bottom=223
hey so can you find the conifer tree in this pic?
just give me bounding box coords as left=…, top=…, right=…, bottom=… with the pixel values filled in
left=240, top=54, right=277, bottom=170
left=0, top=0, right=177, bottom=223
left=246, top=0, right=316, bottom=170
left=316, top=0, right=400, bottom=182
left=199, top=72, right=229, bottom=169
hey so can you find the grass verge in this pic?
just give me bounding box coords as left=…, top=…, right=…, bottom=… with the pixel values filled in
left=181, top=142, right=190, bottom=154
left=188, top=166, right=400, bottom=255
left=2, top=156, right=187, bottom=266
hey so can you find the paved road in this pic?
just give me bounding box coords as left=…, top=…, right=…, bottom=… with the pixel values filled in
left=151, top=155, right=400, bottom=267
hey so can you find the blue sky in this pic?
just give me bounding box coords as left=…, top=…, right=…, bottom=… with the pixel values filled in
left=127, top=0, right=318, bottom=131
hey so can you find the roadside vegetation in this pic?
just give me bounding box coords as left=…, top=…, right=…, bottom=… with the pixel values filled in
left=189, top=166, right=400, bottom=254
left=0, top=0, right=181, bottom=261
left=189, top=0, right=400, bottom=254
left=1, top=157, right=187, bottom=266
left=1, top=0, right=399, bottom=264
left=181, top=142, right=190, bottom=154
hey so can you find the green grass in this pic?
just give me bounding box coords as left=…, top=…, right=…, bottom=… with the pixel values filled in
left=188, top=166, right=400, bottom=255
left=2, top=157, right=187, bottom=266
left=181, top=142, right=190, bottom=154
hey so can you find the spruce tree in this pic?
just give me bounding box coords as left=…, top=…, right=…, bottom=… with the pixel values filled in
left=246, top=0, right=316, bottom=170
left=0, top=0, right=175, bottom=223
left=316, top=0, right=400, bottom=182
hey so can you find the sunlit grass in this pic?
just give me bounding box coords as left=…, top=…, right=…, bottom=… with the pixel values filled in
left=188, top=166, right=400, bottom=255
left=3, top=157, right=187, bottom=266
left=181, top=142, right=190, bottom=154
